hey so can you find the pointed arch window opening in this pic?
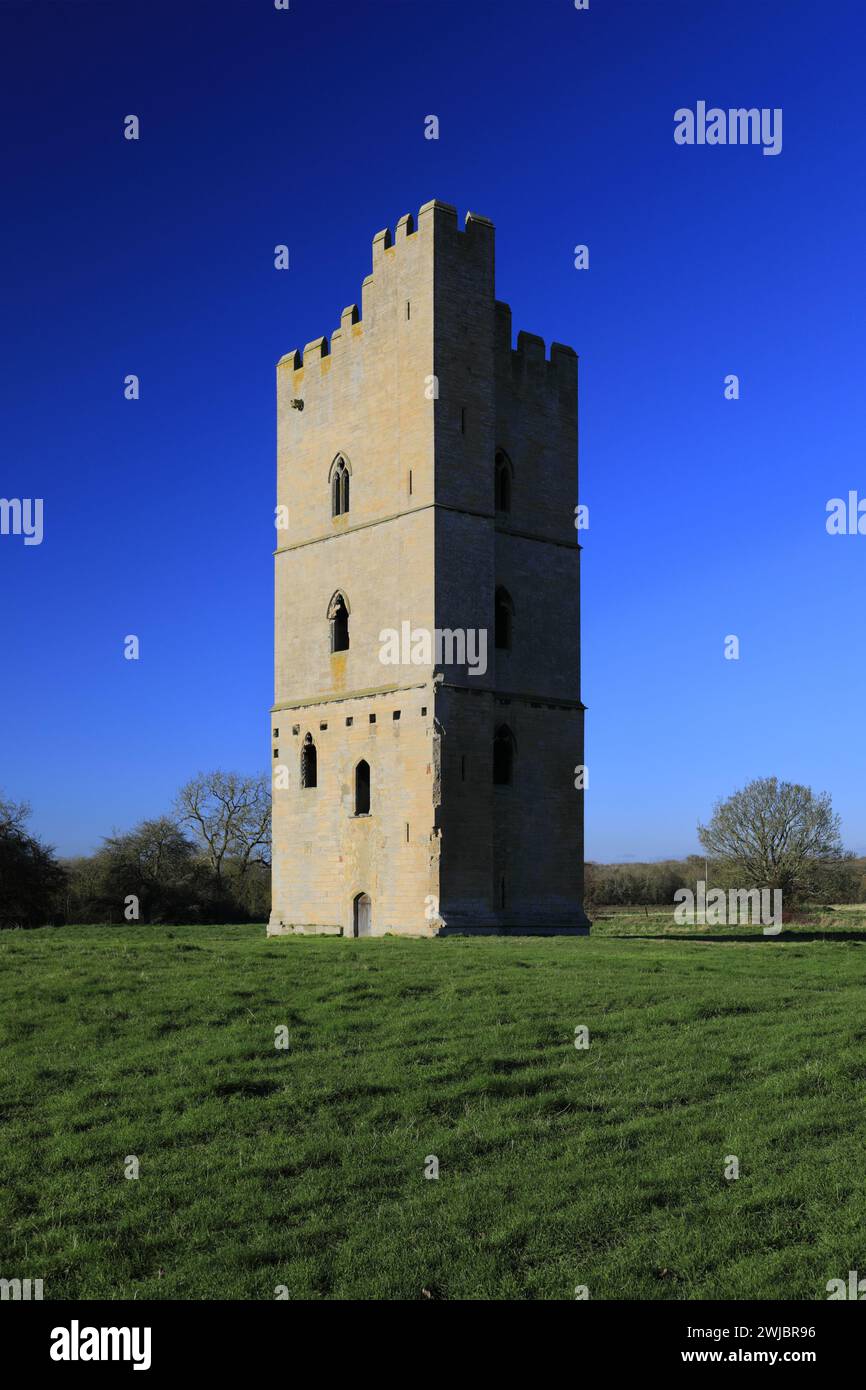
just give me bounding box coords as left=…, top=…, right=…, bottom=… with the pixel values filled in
left=329, top=592, right=350, bottom=653
left=331, top=457, right=350, bottom=517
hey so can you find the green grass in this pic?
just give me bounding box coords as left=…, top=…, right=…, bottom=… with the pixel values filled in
left=2, top=913, right=866, bottom=1300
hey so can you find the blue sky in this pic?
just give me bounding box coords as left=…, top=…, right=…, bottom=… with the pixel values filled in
left=1, top=0, right=863, bottom=861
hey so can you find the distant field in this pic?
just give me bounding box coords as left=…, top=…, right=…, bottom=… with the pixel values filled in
left=2, top=913, right=866, bottom=1300
left=591, top=903, right=866, bottom=937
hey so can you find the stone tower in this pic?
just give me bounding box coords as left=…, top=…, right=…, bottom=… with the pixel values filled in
left=268, top=200, right=589, bottom=936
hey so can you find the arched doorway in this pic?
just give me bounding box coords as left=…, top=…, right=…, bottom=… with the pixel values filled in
left=353, top=892, right=372, bottom=937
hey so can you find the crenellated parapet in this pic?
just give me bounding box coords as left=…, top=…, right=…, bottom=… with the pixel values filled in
left=277, top=199, right=496, bottom=379
left=495, top=301, right=577, bottom=396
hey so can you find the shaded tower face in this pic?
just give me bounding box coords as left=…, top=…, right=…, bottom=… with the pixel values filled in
left=268, top=200, right=588, bottom=937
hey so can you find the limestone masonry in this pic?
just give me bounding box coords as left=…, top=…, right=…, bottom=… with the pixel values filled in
left=268, top=199, right=589, bottom=937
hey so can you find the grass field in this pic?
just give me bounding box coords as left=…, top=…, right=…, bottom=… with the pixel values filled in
left=2, top=910, right=866, bottom=1300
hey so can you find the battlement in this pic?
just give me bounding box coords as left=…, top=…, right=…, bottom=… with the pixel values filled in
left=277, top=199, right=497, bottom=376
left=276, top=201, right=575, bottom=397
left=494, top=301, right=577, bottom=393
left=370, top=199, right=494, bottom=266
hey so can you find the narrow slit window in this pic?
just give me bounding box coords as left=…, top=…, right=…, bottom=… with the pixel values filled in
left=495, top=587, right=514, bottom=651
left=495, top=451, right=512, bottom=514
left=300, top=734, right=318, bottom=789
left=493, top=725, right=514, bottom=786
left=355, top=760, right=370, bottom=815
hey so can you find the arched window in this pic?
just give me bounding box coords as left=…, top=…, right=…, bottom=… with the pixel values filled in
left=495, top=450, right=512, bottom=514
left=354, top=759, right=370, bottom=815
left=495, top=586, right=514, bottom=651
left=328, top=591, right=350, bottom=652
left=300, top=734, right=317, bottom=789
left=493, top=726, right=515, bottom=786
left=331, top=456, right=350, bottom=517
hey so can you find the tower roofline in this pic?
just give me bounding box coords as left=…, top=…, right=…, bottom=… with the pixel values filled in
left=276, top=202, right=575, bottom=386
left=277, top=200, right=497, bottom=374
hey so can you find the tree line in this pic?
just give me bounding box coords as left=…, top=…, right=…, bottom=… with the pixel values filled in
left=2, top=772, right=862, bottom=928
left=0, top=772, right=270, bottom=928
left=586, top=857, right=866, bottom=908
left=587, top=778, right=863, bottom=908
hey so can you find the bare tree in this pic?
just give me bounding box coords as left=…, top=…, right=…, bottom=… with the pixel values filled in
left=698, top=777, right=854, bottom=904
left=0, top=793, right=31, bottom=839
left=174, top=771, right=271, bottom=886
